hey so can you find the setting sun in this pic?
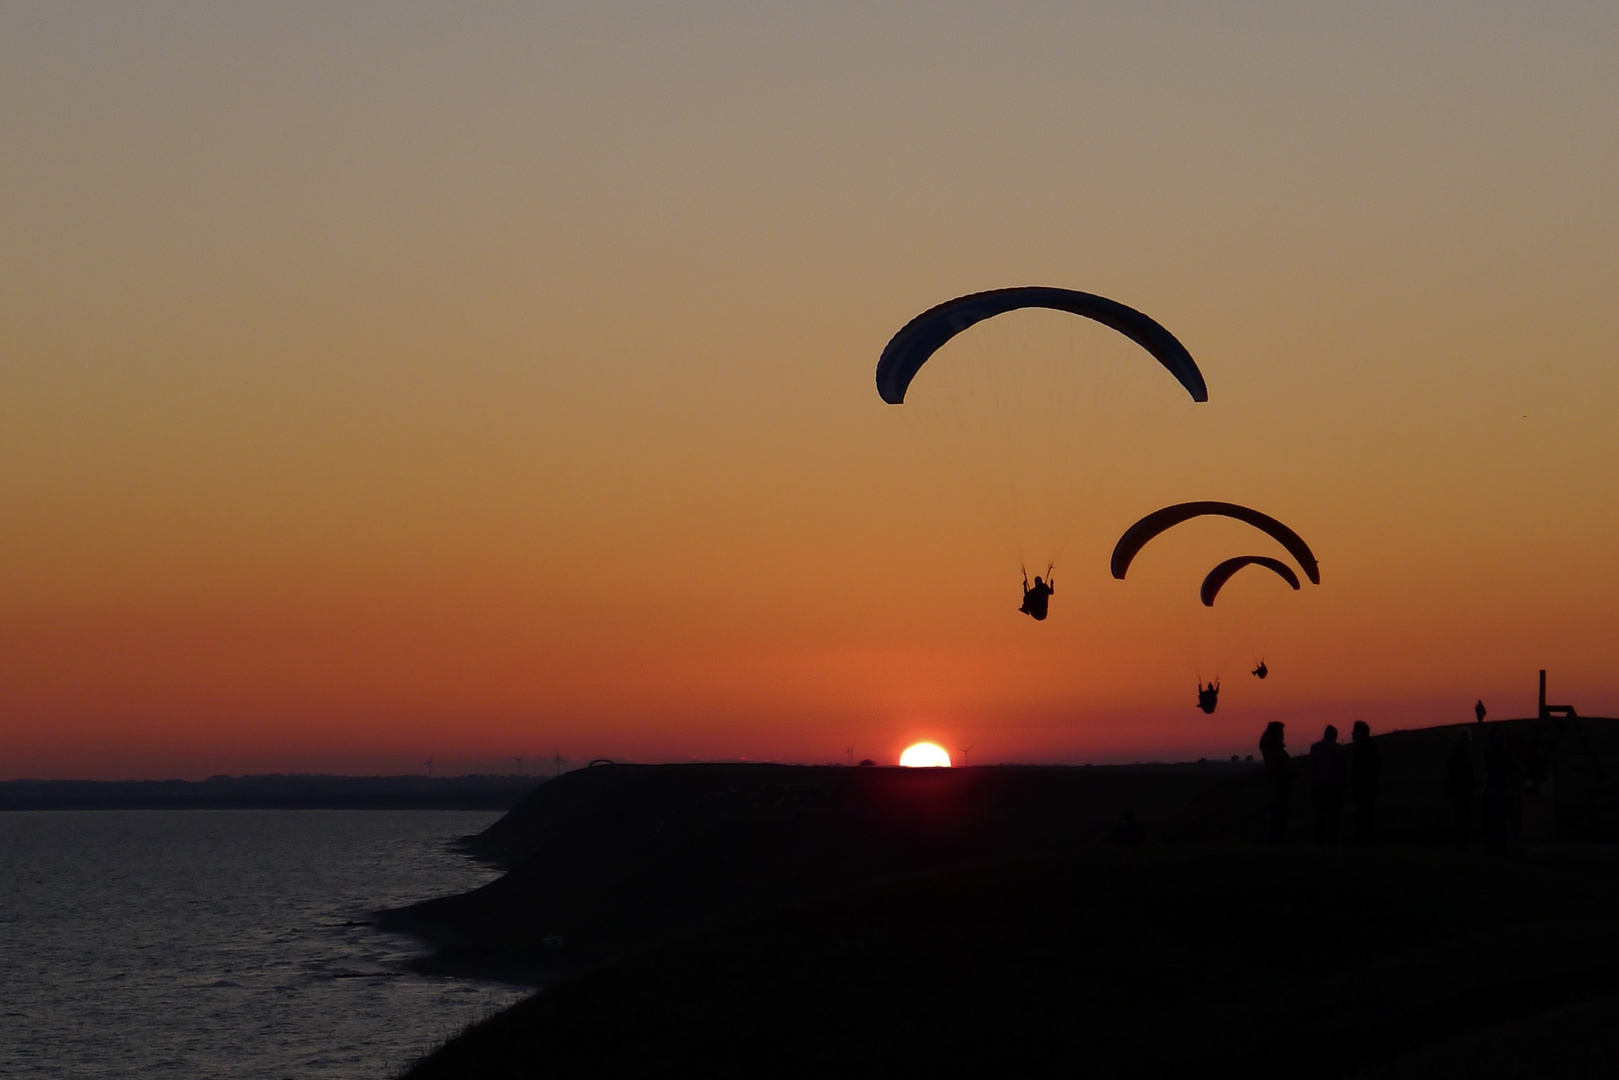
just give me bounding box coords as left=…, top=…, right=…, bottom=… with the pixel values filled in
left=899, top=743, right=952, bottom=768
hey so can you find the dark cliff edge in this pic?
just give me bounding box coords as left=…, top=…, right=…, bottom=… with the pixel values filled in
left=388, top=719, right=1619, bottom=1078
left=379, top=760, right=1248, bottom=981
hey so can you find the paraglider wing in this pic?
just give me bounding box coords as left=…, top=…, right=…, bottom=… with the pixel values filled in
left=1111, top=502, right=1320, bottom=584
left=1200, top=555, right=1302, bottom=607
left=875, top=287, right=1208, bottom=405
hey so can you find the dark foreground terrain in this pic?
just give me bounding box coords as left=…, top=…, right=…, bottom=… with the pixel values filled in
left=391, top=720, right=1619, bottom=1078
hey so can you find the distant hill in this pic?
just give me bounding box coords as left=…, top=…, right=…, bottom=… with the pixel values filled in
left=0, top=773, right=545, bottom=811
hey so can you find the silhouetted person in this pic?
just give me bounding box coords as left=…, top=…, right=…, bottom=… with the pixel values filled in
left=1259, top=722, right=1291, bottom=841
left=1350, top=720, right=1381, bottom=845
left=1309, top=725, right=1347, bottom=845
left=1196, top=680, right=1220, bottom=714
left=1446, top=728, right=1475, bottom=851
left=1111, top=808, right=1144, bottom=847
left=1482, top=728, right=1514, bottom=854
left=1475, top=699, right=1486, bottom=726
left=1252, top=660, right=1269, bottom=680
left=1019, top=568, right=1054, bottom=621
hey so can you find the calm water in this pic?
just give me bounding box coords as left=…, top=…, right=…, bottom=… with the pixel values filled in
left=0, top=810, right=532, bottom=1079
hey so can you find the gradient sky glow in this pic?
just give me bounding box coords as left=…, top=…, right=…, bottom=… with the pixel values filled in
left=4, top=2, right=1618, bottom=778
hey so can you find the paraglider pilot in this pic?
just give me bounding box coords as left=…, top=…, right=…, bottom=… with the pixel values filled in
left=1197, top=680, right=1220, bottom=714
left=1019, top=566, right=1054, bottom=621
left=1252, top=660, right=1269, bottom=680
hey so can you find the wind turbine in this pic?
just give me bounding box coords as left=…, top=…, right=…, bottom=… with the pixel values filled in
left=846, top=745, right=854, bottom=767
left=956, top=743, right=974, bottom=768
left=422, top=754, right=434, bottom=778
left=512, top=754, right=525, bottom=777
left=553, top=750, right=564, bottom=777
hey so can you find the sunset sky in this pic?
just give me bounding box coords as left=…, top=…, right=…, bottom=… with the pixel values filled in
left=4, top=3, right=1617, bottom=779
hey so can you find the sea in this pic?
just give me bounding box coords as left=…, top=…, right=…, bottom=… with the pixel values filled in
left=0, top=809, right=533, bottom=1079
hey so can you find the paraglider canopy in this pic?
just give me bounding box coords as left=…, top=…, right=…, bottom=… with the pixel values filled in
left=1200, top=556, right=1302, bottom=608
left=875, top=287, right=1208, bottom=406
left=1111, top=502, right=1320, bottom=585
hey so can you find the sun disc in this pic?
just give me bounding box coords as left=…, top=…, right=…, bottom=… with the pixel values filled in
left=899, top=742, right=952, bottom=768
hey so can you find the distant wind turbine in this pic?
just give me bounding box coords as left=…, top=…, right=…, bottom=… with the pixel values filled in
left=956, top=744, right=974, bottom=768
left=553, top=750, right=564, bottom=777
left=512, top=754, right=525, bottom=777
left=422, top=754, right=434, bottom=778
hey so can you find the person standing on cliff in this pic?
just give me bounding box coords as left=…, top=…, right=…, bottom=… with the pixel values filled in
left=1259, top=722, right=1292, bottom=842
left=1309, top=725, right=1347, bottom=846
left=1350, top=720, right=1382, bottom=845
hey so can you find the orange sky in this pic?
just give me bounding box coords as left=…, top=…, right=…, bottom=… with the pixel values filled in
left=4, top=4, right=1618, bottom=778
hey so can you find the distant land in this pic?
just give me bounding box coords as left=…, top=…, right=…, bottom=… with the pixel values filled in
left=0, top=774, right=546, bottom=812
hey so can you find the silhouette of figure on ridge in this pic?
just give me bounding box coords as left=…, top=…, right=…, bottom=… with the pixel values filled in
left=1196, top=680, right=1220, bottom=714
left=1309, top=724, right=1347, bottom=846
left=1350, top=720, right=1381, bottom=845
left=1475, top=699, right=1487, bottom=726
left=1259, top=722, right=1291, bottom=842
left=1019, top=567, right=1055, bottom=621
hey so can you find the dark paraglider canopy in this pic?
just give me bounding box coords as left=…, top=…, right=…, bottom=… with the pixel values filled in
left=1200, top=555, right=1302, bottom=608
left=1110, top=502, right=1320, bottom=585
left=874, top=287, right=1209, bottom=406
